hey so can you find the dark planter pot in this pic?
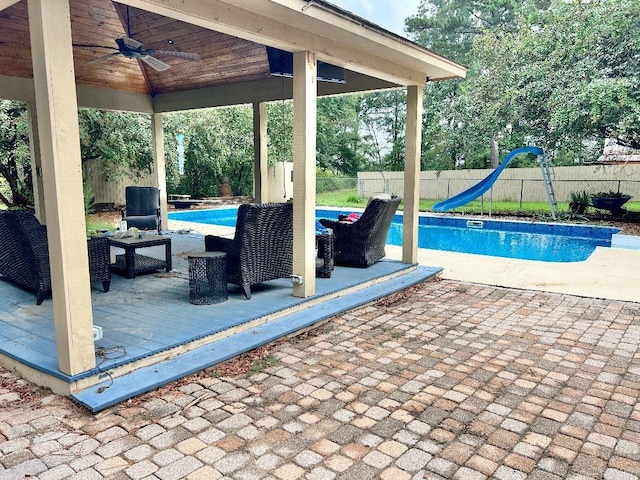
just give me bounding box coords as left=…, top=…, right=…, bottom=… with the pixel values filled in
left=590, top=195, right=632, bottom=211
left=219, top=181, right=231, bottom=197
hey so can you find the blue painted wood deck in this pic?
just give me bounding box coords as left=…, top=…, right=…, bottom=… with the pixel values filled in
left=0, top=231, right=441, bottom=411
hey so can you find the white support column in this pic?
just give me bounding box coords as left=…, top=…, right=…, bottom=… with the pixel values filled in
left=253, top=102, right=268, bottom=203
left=26, top=101, right=45, bottom=223
left=402, top=85, right=423, bottom=264
left=28, top=0, right=95, bottom=375
left=152, top=113, right=168, bottom=231
left=292, top=51, right=317, bottom=298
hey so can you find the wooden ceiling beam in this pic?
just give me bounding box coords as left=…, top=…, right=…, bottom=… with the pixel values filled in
left=76, top=85, right=154, bottom=112
left=0, top=68, right=393, bottom=113
left=0, top=73, right=153, bottom=112
left=0, top=73, right=35, bottom=102
left=152, top=70, right=396, bottom=113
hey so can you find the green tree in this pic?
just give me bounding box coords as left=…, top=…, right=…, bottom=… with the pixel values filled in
left=222, top=107, right=255, bottom=196
left=164, top=107, right=255, bottom=198
left=406, top=0, right=549, bottom=169
left=317, top=95, right=369, bottom=176
left=78, top=109, right=154, bottom=180
left=0, top=101, right=160, bottom=209
left=267, top=100, right=293, bottom=166
left=0, top=100, right=33, bottom=208
left=406, top=0, right=528, bottom=65
left=420, top=80, right=468, bottom=170
left=267, top=95, right=379, bottom=178
left=463, top=0, right=640, bottom=163
left=521, top=0, right=640, bottom=154
left=359, top=90, right=407, bottom=171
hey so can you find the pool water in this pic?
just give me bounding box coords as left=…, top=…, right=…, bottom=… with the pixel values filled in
left=169, top=207, right=620, bottom=263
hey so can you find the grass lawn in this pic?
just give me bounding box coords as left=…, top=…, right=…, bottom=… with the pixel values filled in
left=315, top=189, right=640, bottom=217
left=85, top=212, right=121, bottom=233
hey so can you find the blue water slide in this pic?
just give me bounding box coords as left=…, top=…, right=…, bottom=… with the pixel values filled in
left=432, top=146, right=544, bottom=212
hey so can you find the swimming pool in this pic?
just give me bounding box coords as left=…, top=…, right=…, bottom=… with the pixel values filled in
left=169, top=207, right=621, bottom=263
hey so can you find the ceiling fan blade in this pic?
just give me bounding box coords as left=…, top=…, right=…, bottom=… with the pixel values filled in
left=121, top=36, right=144, bottom=49
left=153, top=50, right=201, bottom=61
left=139, top=55, right=171, bottom=71
left=87, top=52, right=120, bottom=65
left=74, top=43, right=120, bottom=51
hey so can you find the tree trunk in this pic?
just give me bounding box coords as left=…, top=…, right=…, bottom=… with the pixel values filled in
left=490, top=139, right=499, bottom=168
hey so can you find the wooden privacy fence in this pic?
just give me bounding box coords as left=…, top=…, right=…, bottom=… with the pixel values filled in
left=358, top=177, right=640, bottom=204
left=357, top=165, right=640, bottom=203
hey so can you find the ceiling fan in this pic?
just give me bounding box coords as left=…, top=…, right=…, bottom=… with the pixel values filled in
left=75, top=36, right=201, bottom=72
left=75, top=5, right=200, bottom=72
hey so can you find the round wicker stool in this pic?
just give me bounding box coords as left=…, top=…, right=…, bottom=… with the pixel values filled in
left=316, top=229, right=334, bottom=278
left=188, top=252, right=228, bottom=305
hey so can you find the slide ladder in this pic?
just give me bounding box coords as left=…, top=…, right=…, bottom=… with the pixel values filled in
left=539, top=153, right=559, bottom=220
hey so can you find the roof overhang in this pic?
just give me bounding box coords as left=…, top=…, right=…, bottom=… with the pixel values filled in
left=0, top=0, right=466, bottom=112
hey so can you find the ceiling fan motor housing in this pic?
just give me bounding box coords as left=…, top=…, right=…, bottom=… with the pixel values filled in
left=116, top=37, right=143, bottom=57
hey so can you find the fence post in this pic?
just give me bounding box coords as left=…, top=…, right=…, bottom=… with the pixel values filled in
left=520, top=180, right=524, bottom=209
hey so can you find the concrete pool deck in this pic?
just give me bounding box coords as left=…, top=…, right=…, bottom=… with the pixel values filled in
left=169, top=217, right=640, bottom=304
left=385, top=245, right=640, bottom=304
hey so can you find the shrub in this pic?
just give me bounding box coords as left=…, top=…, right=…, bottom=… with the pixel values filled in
left=568, top=190, right=590, bottom=214
left=591, top=191, right=628, bottom=198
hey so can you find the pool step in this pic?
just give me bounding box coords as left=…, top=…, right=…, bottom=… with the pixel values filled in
left=611, top=234, right=640, bottom=251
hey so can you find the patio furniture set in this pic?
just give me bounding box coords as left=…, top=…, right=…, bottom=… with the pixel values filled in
left=0, top=189, right=400, bottom=306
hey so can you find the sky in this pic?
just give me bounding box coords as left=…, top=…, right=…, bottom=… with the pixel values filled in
left=329, top=0, right=421, bottom=37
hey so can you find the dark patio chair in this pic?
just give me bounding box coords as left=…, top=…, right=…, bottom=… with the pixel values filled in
left=122, top=186, right=161, bottom=233
left=204, top=202, right=293, bottom=299
left=0, top=210, right=111, bottom=304
left=319, top=196, right=401, bottom=267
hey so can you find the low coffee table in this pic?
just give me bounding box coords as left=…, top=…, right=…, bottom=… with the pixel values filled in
left=108, top=234, right=172, bottom=279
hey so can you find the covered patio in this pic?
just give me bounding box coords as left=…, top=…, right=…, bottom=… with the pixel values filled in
left=0, top=226, right=441, bottom=411
left=0, top=0, right=465, bottom=405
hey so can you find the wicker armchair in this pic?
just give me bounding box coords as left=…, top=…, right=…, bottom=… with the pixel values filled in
left=122, top=186, right=161, bottom=233
left=204, top=202, right=293, bottom=299
left=319, top=196, right=401, bottom=267
left=0, top=210, right=111, bottom=305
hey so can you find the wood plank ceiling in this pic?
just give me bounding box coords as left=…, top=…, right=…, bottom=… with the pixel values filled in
left=0, top=0, right=272, bottom=96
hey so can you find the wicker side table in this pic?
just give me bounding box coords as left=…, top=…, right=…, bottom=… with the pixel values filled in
left=316, top=230, right=335, bottom=278
left=108, top=234, right=171, bottom=279
left=188, top=252, right=228, bottom=305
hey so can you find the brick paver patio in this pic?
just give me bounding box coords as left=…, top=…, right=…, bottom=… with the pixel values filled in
left=1, top=279, right=639, bottom=479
